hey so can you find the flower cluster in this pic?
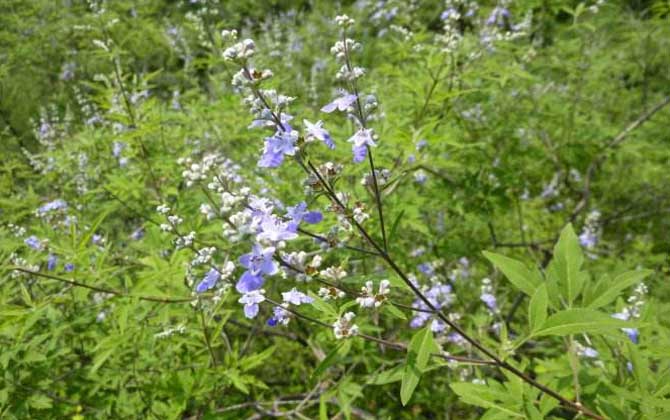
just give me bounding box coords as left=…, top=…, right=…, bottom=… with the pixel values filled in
left=479, top=277, right=498, bottom=314
left=579, top=210, right=602, bottom=252
left=333, top=312, right=359, bottom=339
left=356, top=279, right=391, bottom=308
left=612, top=282, right=647, bottom=344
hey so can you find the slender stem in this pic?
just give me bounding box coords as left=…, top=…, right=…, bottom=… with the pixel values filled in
left=10, top=267, right=195, bottom=304
left=200, top=311, right=218, bottom=367
left=341, top=29, right=388, bottom=252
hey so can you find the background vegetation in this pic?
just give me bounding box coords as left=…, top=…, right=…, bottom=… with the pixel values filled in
left=1, top=0, right=669, bottom=418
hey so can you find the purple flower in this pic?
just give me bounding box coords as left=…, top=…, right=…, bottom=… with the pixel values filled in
left=579, top=231, right=598, bottom=249
left=64, top=263, right=75, bottom=272
left=196, top=268, right=221, bottom=293
left=239, top=290, right=265, bottom=319
left=24, top=236, right=43, bottom=251
left=347, top=129, right=376, bottom=163
left=92, top=234, right=103, bottom=245
left=486, top=7, right=510, bottom=27
left=410, top=283, right=454, bottom=329
left=623, top=328, right=639, bottom=344
left=236, top=271, right=265, bottom=293
left=303, top=119, right=334, bottom=149
left=256, top=215, right=298, bottom=242
left=281, top=288, right=314, bottom=305
left=112, top=141, right=126, bottom=158
left=417, top=263, right=434, bottom=276
left=285, top=202, right=322, bottom=224
left=612, top=312, right=639, bottom=344
left=480, top=293, right=497, bottom=312
left=441, top=8, right=458, bottom=20
left=240, top=244, right=277, bottom=276
left=258, top=129, right=298, bottom=168
left=267, top=306, right=290, bottom=326
left=321, top=92, right=357, bottom=113
left=130, top=227, right=145, bottom=240
left=38, top=199, right=68, bottom=215
left=47, top=254, right=58, bottom=271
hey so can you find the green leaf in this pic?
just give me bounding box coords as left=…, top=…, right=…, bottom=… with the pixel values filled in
left=483, top=251, right=541, bottom=297
left=312, top=343, right=343, bottom=380
left=367, top=365, right=404, bottom=385
left=528, top=284, right=548, bottom=332
left=587, top=270, right=653, bottom=309
left=225, top=369, right=250, bottom=394
left=400, top=326, right=438, bottom=405
left=240, top=345, right=276, bottom=371
left=533, top=309, right=636, bottom=337
left=546, top=224, right=585, bottom=305
left=451, top=382, right=524, bottom=417
left=383, top=304, right=407, bottom=320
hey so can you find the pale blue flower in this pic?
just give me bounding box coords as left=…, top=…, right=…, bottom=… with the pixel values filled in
left=196, top=268, right=221, bottom=293
left=321, top=92, right=357, bottom=113
left=47, top=254, right=58, bottom=271
left=285, top=202, right=322, bottom=224
left=303, top=119, right=334, bottom=149
left=281, top=288, right=314, bottom=305
left=239, top=290, right=265, bottom=318
left=24, top=236, right=42, bottom=250
left=348, top=128, right=376, bottom=163
left=239, top=244, right=277, bottom=276
left=236, top=271, right=265, bottom=293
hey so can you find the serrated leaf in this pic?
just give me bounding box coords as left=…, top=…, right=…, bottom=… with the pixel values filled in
left=528, top=284, right=548, bottom=331
left=587, top=270, right=653, bottom=309
left=533, top=309, right=635, bottom=337
left=483, top=251, right=541, bottom=297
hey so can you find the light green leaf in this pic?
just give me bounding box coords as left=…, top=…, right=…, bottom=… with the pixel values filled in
left=383, top=304, right=407, bottom=320
left=368, top=365, right=404, bottom=385
left=587, top=270, right=653, bottom=309
left=451, top=382, right=524, bottom=417
left=483, top=251, right=541, bottom=297
left=400, top=326, right=438, bottom=405
left=528, top=284, right=548, bottom=332
left=547, top=224, right=585, bottom=305
left=533, top=309, right=635, bottom=337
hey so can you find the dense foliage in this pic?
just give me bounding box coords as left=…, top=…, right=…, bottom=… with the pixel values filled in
left=2, top=0, right=670, bottom=418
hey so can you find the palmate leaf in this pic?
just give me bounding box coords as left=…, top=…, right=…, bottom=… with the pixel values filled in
left=400, top=326, right=438, bottom=405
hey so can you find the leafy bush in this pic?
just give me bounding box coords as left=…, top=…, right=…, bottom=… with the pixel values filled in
left=1, top=1, right=670, bottom=418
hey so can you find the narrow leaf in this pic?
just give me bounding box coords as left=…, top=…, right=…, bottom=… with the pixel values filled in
left=528, top=284, right=548, bottom=332
left=400, top=327, right=437, bottom=405
left=587, top=270, right=653, bottom=309
left=533, top=309, right=636, bottom=337
left=483, top=251, right=541, bottom=297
